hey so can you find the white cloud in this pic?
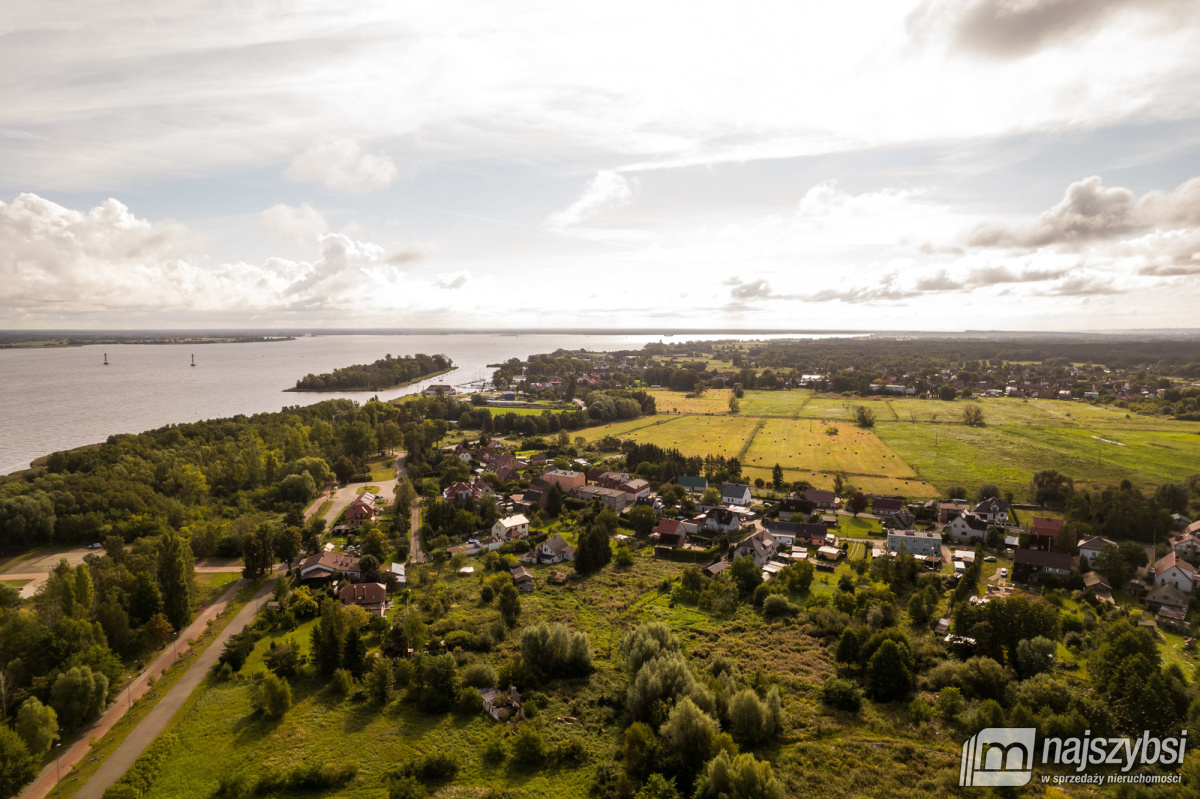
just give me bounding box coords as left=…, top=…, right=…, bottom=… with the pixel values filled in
left=433, top=270, right=471, bottom=290
left=256, top=203, right=329, bottom=247
left=286, top=138, right=397, bottom=194
left=545, top=170, right=639, bottom=232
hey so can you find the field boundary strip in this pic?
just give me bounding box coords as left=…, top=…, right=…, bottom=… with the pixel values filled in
left=736, top=418, right=767, bottom=461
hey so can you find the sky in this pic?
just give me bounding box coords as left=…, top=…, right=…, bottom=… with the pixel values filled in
left=2, top=0, right=1200, bottom=332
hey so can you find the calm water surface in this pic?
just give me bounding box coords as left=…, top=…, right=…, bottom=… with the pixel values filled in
left=0, top=333, right=722, bottom=474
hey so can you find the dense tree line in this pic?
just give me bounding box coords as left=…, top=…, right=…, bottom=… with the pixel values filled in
left=294, top=353, right=452, bottom=391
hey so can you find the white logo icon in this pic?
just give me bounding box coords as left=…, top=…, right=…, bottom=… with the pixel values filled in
left=960, top=728, right=1037, bottom=787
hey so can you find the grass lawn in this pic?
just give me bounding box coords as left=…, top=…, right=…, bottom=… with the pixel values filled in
left=738, top=389, right=814, bottom=417
left=366, top=456, right=397, bottom=482
left=586, top=415, right=761, bottom=459
left=648, top=388, right=735, bottom=415
left=195, top=572, right=241, bottom=607
left=1, top=577, right=32, bottom=588
left=835, top=515, right=884, bottom=538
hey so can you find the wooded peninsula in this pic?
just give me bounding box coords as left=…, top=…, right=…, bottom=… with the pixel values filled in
left=288, top=353, right=454, bottom=392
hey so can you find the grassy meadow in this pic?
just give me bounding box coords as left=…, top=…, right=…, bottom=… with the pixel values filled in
left=591, top=388, right=1200, bottom=499
left=130, top=552, right=1002, bottom=799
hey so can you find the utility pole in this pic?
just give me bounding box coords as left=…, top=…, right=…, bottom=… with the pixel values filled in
left=55, top=742, right=62, bottom=796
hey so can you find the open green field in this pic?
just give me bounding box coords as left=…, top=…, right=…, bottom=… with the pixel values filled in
left=599, top=389, right=1200, bottom=499
left=743, top=419, right=918, bottom=479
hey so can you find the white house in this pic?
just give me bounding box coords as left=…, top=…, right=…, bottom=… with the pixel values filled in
left=721, top=483, right=752, bottom=507
left=973, top=497, right=1010, bottom=525
left=945, top=512, right=988, bottom=544
left=705, top=507, right=742, bottom=534
left=732, top=530, right=779, bottom=567
left=1154, top=551, right=1196, bottom=593
left=1169, top=530, right=1200, bottom=562
left=1077, top=536, right=1117, bottom=566
left=886, top=530, right=941, bottom=558
left=492, top=514, right=530, bottom=540
left=524, top=533, right=576, bottom=565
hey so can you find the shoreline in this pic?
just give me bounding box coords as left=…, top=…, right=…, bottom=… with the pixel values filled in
left=0, top=336, right=294, bottom=349
left=283, top=366, right=456, bottom=393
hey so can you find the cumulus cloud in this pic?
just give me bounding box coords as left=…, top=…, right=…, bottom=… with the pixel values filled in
left=286, top=138, right=397, bottom=194
left=809, top=273, right=920, bottom=304
left=0, top=194, right=436, bottom=319
left=545, top=170, right=639, bottom=231
left=909, top=0, right=1183, bottom=59
left=257, top=202, right=328, bottom=247
left=968, top=175, right=1200, bottom=249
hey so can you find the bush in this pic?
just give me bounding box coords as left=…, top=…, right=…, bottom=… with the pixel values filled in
left=520, top=621, right=593, bottom=682
left=456, top=686, right=482, bottom=713
left=461, top=662, right=497, bottom=689
left=252, top=673, right=292, bottom=718
left=549, top=738, right=588, bottom=763
left=820, top=678, right=862, bottom=713
left=218, top=629, right=259, bottom=673
left=394, top=752, right=459, bottom=782
left=331, top=668, right=355, bottom=696
left=482, top=732, right=506, bottom=764
left=761, top=594, right=798, bottom=619
left=511, top=727, right=546, bottom=766
left=366, top=658, right=395, bottom=704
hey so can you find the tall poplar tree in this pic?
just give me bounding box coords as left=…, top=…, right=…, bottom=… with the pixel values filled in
left=156, top=529, right=194, bottom=631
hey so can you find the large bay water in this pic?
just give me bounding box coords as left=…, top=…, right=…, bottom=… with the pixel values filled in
left=0, top=332, right=831, bottom=475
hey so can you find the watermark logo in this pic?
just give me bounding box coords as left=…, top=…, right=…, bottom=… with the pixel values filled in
left=959, top=728, right=1188, bottom=787
left=960, top=727, right=1036, bottom=787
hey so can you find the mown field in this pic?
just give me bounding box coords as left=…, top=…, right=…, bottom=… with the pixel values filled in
left=592, top=390, right=1200, bottom=499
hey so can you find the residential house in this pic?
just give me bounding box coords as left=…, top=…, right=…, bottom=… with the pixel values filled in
left=652, top=519, right=687, bottom=549
left=529, top=534, right=576, bottom=565
left=343, top=493, right=378, bottom=528
left=479, top=686, right=524, bottom=722
left=732, top=530, right=780, bottom=567
left=1169, top=531, right=1200, bottom=562
left=871, top=496, right=903, bottom=517
left=887, top=508, right=917, bottom=530
left=887, top=530, right=941, bottom=557
left=300, top=552, right=362, bottom=581
left=804, top=488, right=838, bottom=508
left=702, top=560, right=730, bottom=577
left=493, top=514, right=530, bottom=540
left=938, top=501, right=969, bottom=523
left=1029, top=517, right=1064, bottom=551
left=1153, top=551, right=1196, bottom=593
left=1013, top=549, right=1073, bottom=581
left=574, top=485, right=628, bottom=511
left=596, top=471, right=631, bottom=490
left=453, top=446, right=473, bottom=464
left=510, top=566, right=535, bottom=593
left=1078, top=536, right=1117, bottom=566
left=946, top=512, right=988, bottom=544
left=721, top=483, right=752, bottom=507
left=974, top=497, right=1010, bottom=525
left=777, top=497, right=815, bottom=521
left=1082, top=571, right=1113, bottom=603
left=705, top=507, right=742, bottom=534
left=677, top=475, right=708, bottom=494
left=619, top=478, right=651, bottom=501
left=338, top=582, right=389, bottom=616
left=443, top=481, right=482, bottom=502
left=486, top=452, right=520, bottom=483
left=541, top=469, right=586, bottom=492
left=1145, top=582, right=1190, bottom=614
left=424, top=385, right=457, bottom=396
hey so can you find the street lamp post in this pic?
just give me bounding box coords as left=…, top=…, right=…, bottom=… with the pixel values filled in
left=55, top=742, right=61, bottom=795
left=172, top=632, right=178, bottom=663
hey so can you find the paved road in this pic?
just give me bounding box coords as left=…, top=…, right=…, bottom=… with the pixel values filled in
left=69, top=575, right=279, bottom=799
left=5, top=572, right=49, bottom=600
left=18, top=576, right=260, bottom=799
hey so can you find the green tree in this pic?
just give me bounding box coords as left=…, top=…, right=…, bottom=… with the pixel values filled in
left=846, top=492, right=869, bottom=517
left=0, top=725, right=37, bottom=799
left=253, top=672, right=292, bottom=718
left=311, top=599, right=348, bottom=676
left=511, top=726, right=546, bottom=766
left=279, top=472, right=317, bottom=503
left=574, top=524, right=612, bottom=575
left=962, top=405, right=986, bottom=427
left=273, top=525, right=303, bottom=570
left=936, top=686, right=964, bottom=720
left=497, top=583, right=521, bottom=628
left=545, top=484, right=564, bottom=517
left=771, top=464, right=784, bottom=490
left=342, top=627, right=367, bottom=678
left=659, top=697, right=720, bottom=789
left=728, top=688, right=775, bottom=744
left=701, top=487, right=722, bottom=507
left=866, top=639, right=912, bottom=702
left=835, top=627, right=859, bottom=664
left=241, top=523, right=275, bottom=579
left=50, top=665, right=109, bottom=731
left=635, top=774, right=681, bottom=799
left=853, top=406, right=876, bottom=428
left=16, top=697, right=58, bottom=758
left=729, top=555, right=760, bottom=599
left=728, top=395, right=740, bottom=414
left=623, top=721, right=658, bottom=780
left=366, top=658, right=395, bottom=704
left=625, top=505, right=659, bottom=536
left=73, top=564, right=94, bottom=619
left=1016, top=636, right=1056, bottom=678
